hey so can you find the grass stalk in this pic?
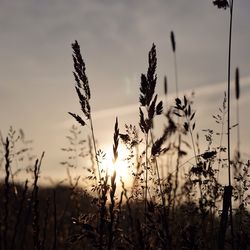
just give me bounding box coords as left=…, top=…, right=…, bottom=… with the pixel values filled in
left=171, top=31, right=179, bottom=98
left=88, top=135, right=98, bottom=187
left=10, top=180, right=28, bottom=250
left=99, top=172, right=108, bottom=250
left=213, top=0, right=235, bottom=247
left=89, top=116, right=101, bottom=181
left=108, top=118, right=119, bottom=250
left=32, top=152, right=44, bottom=250
left=217, top=185, right=232, bottom=250
left=3, top=137, right=10, bottom=250
left=235, top=68, right=242, bottom=206
left=69, top=40, right=101, bottom=182
left=144, top=133, right=149, bottom=219
left=216, top=92, right=227, bottom=180
left=227, top=0, right=233, bottom=187
left=148, top=129, right=165, bottom=207
left=53, top=190, right=57, bottom=250
left=227, top=1, right=235, bottom=247
left=171, top=30, right=182, bottom=213
left=235, top=67, right=240, bottom=159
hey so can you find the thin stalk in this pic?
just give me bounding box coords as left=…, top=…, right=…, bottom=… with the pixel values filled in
left=236, top=99, right=242, bottom=206
left=172, top=134, right=181, bottom=213
left=99, top=173, right=108, bottom=250
left=174, top=52, right=179, bottom=98
left=10, top=180, right=28, bottom=250
left=32, top=152, right=44, bottom=250
left=52, top=190, right=57, bottom=250
left=188, top=121, right=203, bottom=201
left=88, top=136, right=98, bottom=187
left=170, top=31, right=178, bottom=98
left=149, top=129, right=165, bottom=207
left=3, top=137, right=10, bottom=250
left=171, top=31, right=182, bottom=214
left=90, top=115, right=101, bottom=181
left=163, top=76, right=168, bottom=180
left=217, top=93, right=227, bottom=181
left=227, top=1, right=235, bottom=248
left=189, top=124, right=198, bottom=163
left=131, top=143, right=141, bottom=197
left=227, top=0, right=233, bottom=187
left=108, top=173, right=116, bottom=250
left=236, top=100, right=240, bottom=159
left=0, top=133, right=3, bottom=250
left=149, top=129, right=171, bottom=249
left=108, top=118, right=118, bottom=250
left=144, top=133, right=149, bottom=220
left=234, top=67, right=240, bottom=159
left=235, top=68, right=241, bottom=203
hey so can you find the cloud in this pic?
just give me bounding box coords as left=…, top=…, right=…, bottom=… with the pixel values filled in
left=61, top=75, right=250, bottom=146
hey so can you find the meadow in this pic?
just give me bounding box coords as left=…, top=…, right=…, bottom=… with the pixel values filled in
left=0, top=1, right=249, bottom=249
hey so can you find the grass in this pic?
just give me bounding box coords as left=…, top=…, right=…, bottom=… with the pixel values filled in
left=0, top=1, right=249, bottom=249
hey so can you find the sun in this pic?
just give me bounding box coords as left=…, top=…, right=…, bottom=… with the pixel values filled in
left=102, top=144, right=132, bottom=186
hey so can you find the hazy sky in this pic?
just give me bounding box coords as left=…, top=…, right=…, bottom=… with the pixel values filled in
left=0, top=0, right=249, bottom=182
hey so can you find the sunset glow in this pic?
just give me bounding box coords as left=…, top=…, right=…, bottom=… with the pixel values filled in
left=0, top=1, right=250, bottom=248
left=102, top=145, right=133, bottom=186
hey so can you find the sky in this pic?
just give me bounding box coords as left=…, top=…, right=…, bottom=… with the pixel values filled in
left=0, top=0, right=249, bottom=183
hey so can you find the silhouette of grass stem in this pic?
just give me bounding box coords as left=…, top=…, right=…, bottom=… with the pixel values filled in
left=69, top=41, right=101, bottom=182
left=10, top=180, right=28, bottom=250
left=3, top=137, right=10, bottom=250
left=227, top=1, right=235, bottom=247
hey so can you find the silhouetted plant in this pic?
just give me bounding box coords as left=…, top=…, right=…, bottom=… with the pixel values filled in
left=1, top=16, right=250, bottom=249
left=139, top=43, right=164, bottom=215
left=69, top=40, right=101, bottom=181
left=3, top=137, right=10, bottom=250
left=32, top=153, right=44, bottom=250
left=235, top=67, right=240, bottom=159
left=60, top=125, right=87, bottom=169
left=10, top=180, right=28, bottom=250
left=212, top=0, right=235, bottom=247
left=108, top=118, right=119, bottom=250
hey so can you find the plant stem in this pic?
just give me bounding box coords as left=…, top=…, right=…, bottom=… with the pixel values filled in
left=90, top=115, right=101, bottom=181
left=149, top=130, right=165, bottom=207
left=172, top=39, right=181, bottom=214
left=227, top=1, right=235, bottom=248
left=174, top=52, right=179, bottom=98
left=236, top=99, right=240, bottom=159
left=217, top=93, right=226, bottom=181
left=53, top=190, right=57, bottom=250
left=227, top=0, right=233, bottom=187
left=172, top=134, right=181, bottom=214
left=144, top=133, right=149, bottom=220
left=10, top=180, right=28, bottom=250
left=4, top=137, right=10, bottom=250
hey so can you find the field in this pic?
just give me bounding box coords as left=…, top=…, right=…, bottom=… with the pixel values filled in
left=0, top=1, right=250, bottom=249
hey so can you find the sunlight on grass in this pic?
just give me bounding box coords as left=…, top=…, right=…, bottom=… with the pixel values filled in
left=102, top=145, right=132, bottom=186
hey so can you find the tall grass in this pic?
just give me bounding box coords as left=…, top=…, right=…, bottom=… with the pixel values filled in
left=69, top=41, right=101, bottom=181
left=0, top=2, right=249, bottom=247
left=213, top=0, right=235, bottom=248
left=3, top=138, right=10, bottom=250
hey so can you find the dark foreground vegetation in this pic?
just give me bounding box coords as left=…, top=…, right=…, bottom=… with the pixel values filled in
left=0, top=179, right=249, bottom=250
left=0, top=1, right=249, bottom=249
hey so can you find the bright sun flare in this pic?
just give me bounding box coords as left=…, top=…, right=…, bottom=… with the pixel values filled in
left=102, top=145, right=132, bottom=186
